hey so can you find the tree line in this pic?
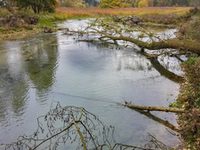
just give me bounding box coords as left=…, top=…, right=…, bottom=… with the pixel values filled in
left=1, top=0, right=200, bottom=14
left=0, top=0, right=57, bottom=13
left=100, top=0, right=200, bottom=8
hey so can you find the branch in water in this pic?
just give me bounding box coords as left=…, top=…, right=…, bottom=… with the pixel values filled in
left=69, top=18, right=200, bottom=55
left=123, top=102, right=185, bottom=113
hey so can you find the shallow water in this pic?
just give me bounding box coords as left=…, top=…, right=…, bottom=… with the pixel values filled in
left=0, top=19, right=182, bottom=148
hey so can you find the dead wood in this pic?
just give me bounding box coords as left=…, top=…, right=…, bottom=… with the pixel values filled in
left=123, top=102, right=185, bottom=113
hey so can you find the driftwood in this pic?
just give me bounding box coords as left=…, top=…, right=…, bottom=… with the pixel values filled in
left=123, top=102, right=185, bottom=113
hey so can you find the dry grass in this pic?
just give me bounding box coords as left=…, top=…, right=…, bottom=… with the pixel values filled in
left=56, top=7, right=191, bottom=17
left=0, top=7, right=191, bottom=40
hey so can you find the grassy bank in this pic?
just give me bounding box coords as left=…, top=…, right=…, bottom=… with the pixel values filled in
left=0, top=7, right=191, bottom=41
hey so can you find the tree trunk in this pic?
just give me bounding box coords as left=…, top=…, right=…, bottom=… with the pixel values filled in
left=123, top=103, right=185, bottom=113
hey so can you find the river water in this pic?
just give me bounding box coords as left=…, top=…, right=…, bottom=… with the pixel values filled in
left=0, top=19, right=182, bottom=149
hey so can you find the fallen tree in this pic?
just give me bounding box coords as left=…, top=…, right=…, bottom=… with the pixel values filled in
left=123, top=102, right=185, bottom=113
left=89, top=28, right=200, bottom=55
left=67, top=17, right=200, bottom=55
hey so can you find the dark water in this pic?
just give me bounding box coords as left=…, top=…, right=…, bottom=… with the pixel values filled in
left=0, top=20, right=183, bottom=148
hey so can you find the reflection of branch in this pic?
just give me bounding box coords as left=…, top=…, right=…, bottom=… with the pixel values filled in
left=140, top=51, right=184, bottom=83
left=145, top=133, right=171, bottom=150
left=135, top=109, right=180, bottom=132
left=148, top=56, right=184, bottom=83
left=112, top=143, right=155, bottom=150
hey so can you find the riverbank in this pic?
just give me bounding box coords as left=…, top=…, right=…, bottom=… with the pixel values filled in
left=176, top=58, right=200, bottom=149
left=0, top=7, right=190, bottom=41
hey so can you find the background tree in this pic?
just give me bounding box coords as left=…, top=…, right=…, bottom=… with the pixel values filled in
left=59, top=0, right=86, bottom=7
left=99, top=0, right=200, bottom=7
left=16, top=0, right=57, bottom=13
left=189, top=0, right=200, bottom=6
left=0, top=0, right=16, bottom=12
left=137, top=0, right=149, bottom=7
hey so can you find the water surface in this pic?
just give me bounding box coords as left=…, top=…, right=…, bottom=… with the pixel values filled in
left=0, top=19, right=182, bottom=148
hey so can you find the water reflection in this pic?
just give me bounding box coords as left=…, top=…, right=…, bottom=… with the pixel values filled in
left=80, top=40, right=183, bottom=83
left=148, top=57, right=184, bottom=83
left=0, top=42, right=28, bottom=120
left=0, top=34, right=58, bottom=124
left=23, top=35, right=58, bottom=92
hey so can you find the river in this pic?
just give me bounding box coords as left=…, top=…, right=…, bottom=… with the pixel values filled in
left=0, top=19, right=183, bottom=149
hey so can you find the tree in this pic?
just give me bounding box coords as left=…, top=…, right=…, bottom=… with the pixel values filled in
left=99, top=0, right=134, bottom=8
left=59, top=0, right=86, bottom=7
left=99, top=0, right=200, bottom=7
left=0, top=0, right=15, bottom=12
left=189, top=0, right=200, bottom=6
left=85, top=0, right=99, bottom=6
left=138, top=0, right=149, bottom=7
left=16, top=0, right=57, bottom=13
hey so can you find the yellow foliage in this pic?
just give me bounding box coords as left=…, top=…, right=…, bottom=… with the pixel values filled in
left=138, top=0, right=149, bottom=7
left=99, top=0, right=132, bottom=8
